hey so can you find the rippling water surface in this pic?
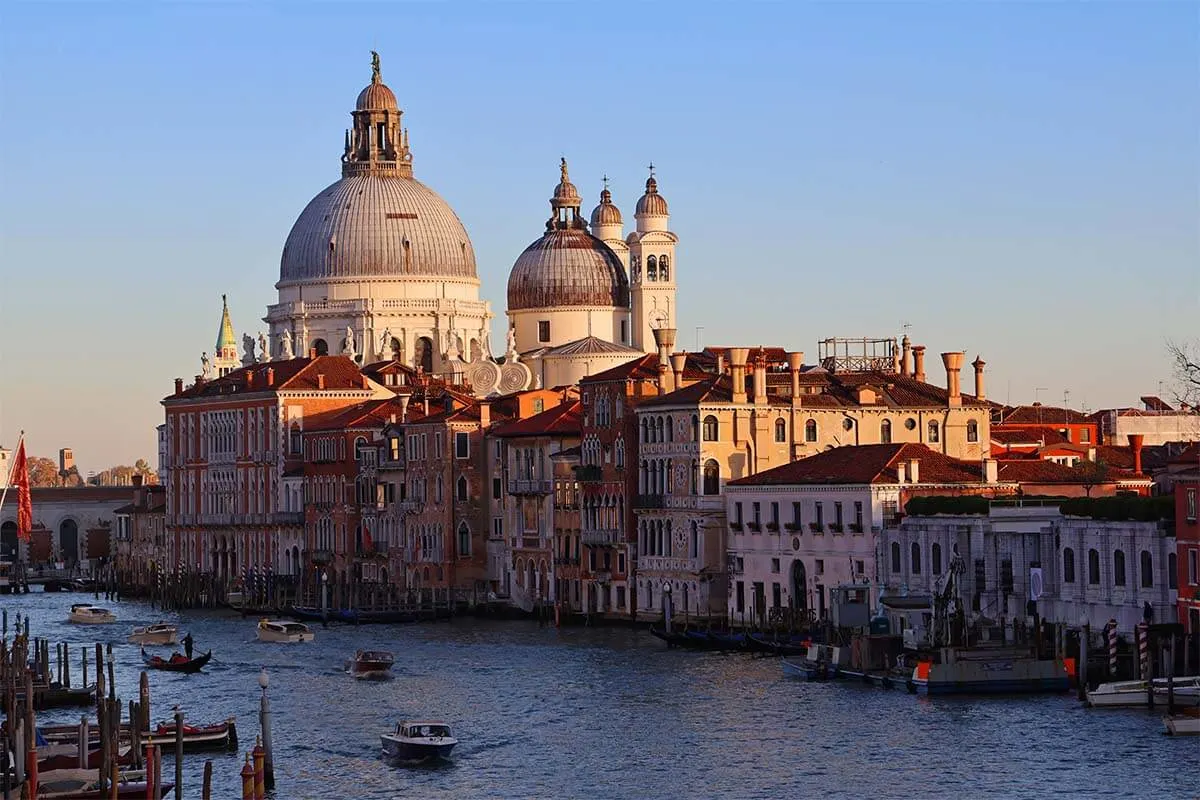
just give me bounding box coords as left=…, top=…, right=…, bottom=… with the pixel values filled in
left=7, top=594, right=1193, bottom=799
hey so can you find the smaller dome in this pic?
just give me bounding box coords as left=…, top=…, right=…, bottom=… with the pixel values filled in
left=635, top=174, right=669, bottom=216
left=590, top=186, right=623, bottom=228
left=357, top=81, right=398, bottom=111
left=551, top=158, right=581, bottom=209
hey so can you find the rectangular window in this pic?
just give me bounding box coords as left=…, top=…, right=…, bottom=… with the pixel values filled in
left=736, top=581, right=745, bottom=614
left=1080, top=428, right=1091, bottom=443
left=1188, top=489, right=1197, bottom=523
left=770, top=502, right=779, bottom=528
left=815, top=559, right=824, bottom=575
left=734, top=502, right=743, bottom=526
left=618, top=552, right=626, bottom=574
left=620, top=320, right=628, bottom=343
left=854, top=501, right=863, bottom=531
left=538, top=320, right=551, bottom=343
left=617, top=586, right=626, bottom=609
left=790, top=502, right=802, bottom=529
left=752, top=502, right=760, bottom=525
left=1001, top=558, right=1014, bottom=594
left=772, top=582, right=782, bottom=609
left=833, top=502, right=843, bottom=530
left=1190, top=549, right=1198, bottom=585
left=815, top=502, right=824, bottom=528
left=492, top=477, right=502, bottom=499
left=881, top=500, right=899, bottom=527
left=492, top=518, right=503, bottom=539
left=455, top=432, right=469, bottom=459
left=771, top=558, right=780, bottom=574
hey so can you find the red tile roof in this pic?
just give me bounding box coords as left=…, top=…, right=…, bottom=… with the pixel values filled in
left=167, top=356, right=373, bottom=400
left=490, top=401, right=582, bottom=438
left=304, top=398, right=417, bottom=432
left=999, top=404, right=1093, bottom=426
left=727, top=443, right=984, bottom=486
left=580, top=354, right=709, bottom=385
left=991, top=427, right=1069, bottom=446
left=639, top=374, right=735, bottom=408
left=992, top=458, right=1138, bottom=484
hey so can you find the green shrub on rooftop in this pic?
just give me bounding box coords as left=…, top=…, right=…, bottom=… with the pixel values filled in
left=904, top=495, right=990, bottom=516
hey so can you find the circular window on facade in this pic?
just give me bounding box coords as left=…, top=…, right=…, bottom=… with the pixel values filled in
left=792, top=537, right=800, bottom=551
left=905, top=418, right=916, bottom=430
left=842, top=418, right=854, bottom=431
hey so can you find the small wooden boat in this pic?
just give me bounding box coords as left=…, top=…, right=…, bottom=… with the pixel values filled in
left=1163, top=707, right=1200, bottom=735
left=747, top=632, right=814, bottom=657
left=35, top=768, right=173, bottom=799
left=381, top=720, right=457, bottom=762
left=1088, top=676, right=1200, bottom=708
left=146, top=717, right=239, bottom=751
left=67, top=604, right=115, bottom=624
left=37, top=743, right=134, bottom=772
left=256, top=618, right=314, bottom=643
left=345, top=650, right=394, bottom=679
left=128, top=623, right=178, bottom=646
left=141, top=647, right=212, bottom=674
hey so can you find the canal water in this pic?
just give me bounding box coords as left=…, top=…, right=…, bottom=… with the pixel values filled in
left=6, top=592, right=1193, bottom=799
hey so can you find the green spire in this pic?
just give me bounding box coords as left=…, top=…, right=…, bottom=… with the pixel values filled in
left=216, top=294, right=236, bottom=353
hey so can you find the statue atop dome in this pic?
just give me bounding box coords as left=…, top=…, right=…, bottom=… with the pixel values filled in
left=371, top=50, right=381, bottom=83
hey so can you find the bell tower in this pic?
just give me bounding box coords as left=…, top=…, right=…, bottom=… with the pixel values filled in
left=628, top=165, right=678, bottom=353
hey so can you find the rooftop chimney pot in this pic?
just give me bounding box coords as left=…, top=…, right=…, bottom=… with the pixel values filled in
left=317, top=373, right=326, bottom=390
left=901, top=335, right=912, bottom=377
left=728, top=347, right=750, bottom=404
left=912, top=346, right=927, bottom=383
left=971, top=355, right=986, bottom=401
left=941, top=351, right=964, bottom=407
left=174, top=378, right=184, bottom=395
left=1127, top=433, right=1144, bottom=474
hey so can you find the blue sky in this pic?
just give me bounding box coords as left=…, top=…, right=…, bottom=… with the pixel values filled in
left=1, top=2, right=1196, bottom=469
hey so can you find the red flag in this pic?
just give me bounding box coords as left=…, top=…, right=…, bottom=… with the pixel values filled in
left=361, top=521, right=374, bottom=553
left=13, top=441, right=32, bottom=542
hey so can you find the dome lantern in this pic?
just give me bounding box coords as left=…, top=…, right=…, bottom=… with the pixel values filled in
left=344, top=51, right=412, bottom=178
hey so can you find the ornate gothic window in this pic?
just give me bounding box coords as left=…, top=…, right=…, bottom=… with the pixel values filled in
left=702, top=460, right=720, bottom=496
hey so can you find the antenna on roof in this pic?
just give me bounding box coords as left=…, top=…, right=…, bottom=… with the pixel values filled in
left=900, top=320, right=912, bottom=335
left=1063, top=389, right=1071, bottom=409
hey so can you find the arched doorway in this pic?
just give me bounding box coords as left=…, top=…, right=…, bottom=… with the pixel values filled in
left=311, top=338, right=328, bottom=356
left=414, top=337, right=434, bottom=373
left=1, top=521, right=17, bottom=561
left=59, top=519, right=79, bottom=565
left=791, top=560, right=808, bottom=610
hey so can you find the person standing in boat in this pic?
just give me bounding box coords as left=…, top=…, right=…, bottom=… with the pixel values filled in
left=183, top=632, right=194, bottom=659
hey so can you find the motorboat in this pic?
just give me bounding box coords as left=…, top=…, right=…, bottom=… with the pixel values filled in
left=345, top=650, right=395, bottom=680
left=1164, top=707, right=1200, bottom=735
left=67, top=605, right=116, bottom=625
left=34, top=768, right=173, bottom=799
left=380, top=721, right=457, bottom=762
left=1087, top=676, right=1200, bottom=708
left=128, top=623, right=178, bottom=646
left=141, top=647, right=212, bottom=674
left=256, top=618, right=314, bottom=643
left=910, top=646, right=1069, bottom=695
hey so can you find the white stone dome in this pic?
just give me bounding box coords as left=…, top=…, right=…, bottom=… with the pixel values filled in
left=279, top=174, right=477, bottom=284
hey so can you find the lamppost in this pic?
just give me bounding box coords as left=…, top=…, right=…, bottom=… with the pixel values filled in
left=258, top=668, right=275, bottom=789
left=663, top=583, right=673, bottom=634
left=1078, top=613, right=1090, bottom=702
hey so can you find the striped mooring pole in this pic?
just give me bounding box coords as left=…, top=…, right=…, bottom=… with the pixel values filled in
left=1107, top=619, right=1118, bottom=678
left=1137, top=621, right=1149, bottom=679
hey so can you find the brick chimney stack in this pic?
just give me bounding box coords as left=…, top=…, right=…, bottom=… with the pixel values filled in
left=901, top=335, right=912, bottom=377
left=1127, top=433, right=1144, bottom=474
left=245, top=371, right=254, bottom=389
left=912, top=346, right=927, bottom=383
left=174, top=378, right=184, bottom=395
left=941, top=352, right=964, bottom=407
left=479, top=400, right=491, bottom=428
left=728, top=348, right=750, bottom=404
left=971, top=355, right=986, bottom=401
left=652, top=328, right=677, bottom=393
left=317, top=373, right=326, bottom=390
left=266, top=368, right=275, bottom=387
left=751, top=348, right=768, bottom=405
left=399, top=394, right=410, bottom=423
left=787, top=351, right=804, bottom=407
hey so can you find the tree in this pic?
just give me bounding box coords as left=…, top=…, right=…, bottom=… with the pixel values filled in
left=26, top=457, right=60, bottom=487
left=1073, top=459, right=1111, bottom=498
left=1166, top=339, right=1200, bottom=407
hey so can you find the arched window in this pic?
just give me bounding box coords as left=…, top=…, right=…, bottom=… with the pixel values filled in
left=966, top=420, right=979, bottom=443
left=1168, top=552, right=1177, bottom=589
left=890, top=542, right=901, bottom=574
left=312, top=338, right=328, bottom=356
left=456, top=475, right=468, bottom=502
left=702, top=415, right=719, bottom=442
left=1113, top=550, right=1126, bottom=586
left=691, top=415, right=700, bottom=442
left=928, top=421, right=940, bottom=443
left=457, top=522, right=471, bottom=557
left=656, top=417, right=664, bottom=442
left=702, top=460, right=720, bottom=495
left=1088, top=549, right=1100, bottom=585
left=667, top=416, right=674, bottom=442
left=640, top=418, right=649, bottom=444
left=646, top=255, right=658, bottom=281
left=1063, top=548, right=1076, bottom=583
left=911, top=543, right=922, bottom=575
left=659, top=255, right=669, bottom=281
left=881, top=419, right=892, bottom=444
left=774, top=419, right=787, bottom=443
left=932, top=543, right=943, bottom=575
left=414, top=337, right=434, bottom=373
left=1140, top=550, right=1153, bottom=588
left=805, top=419, right=818, bottom=442
left=354, top=436, right=369, bottom=462
left=435, top=475, right=444, bottom=505
left=289, top=424, right=302, bottom=455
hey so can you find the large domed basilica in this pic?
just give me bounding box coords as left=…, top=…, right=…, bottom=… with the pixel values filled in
left=201, top=53, right=679, bottom=396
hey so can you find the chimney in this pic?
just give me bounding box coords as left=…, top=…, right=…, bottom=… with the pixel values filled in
left=174, top=378, right=184, bottom=395
left=787, top=351, right=804, bottom=406
left=670, top=352, right=687, bottom=388
left=728, top=347, right=750, bottom=404
left=479, top=400, right=491, bottom=428
left=941, top=352, right=964, bottom=407
left=901, top=335, right=912, bottom=377
left=912, top=346, right=927, bottom=383
left=751, top=349, right=767, bottom=405
left=309, top=348, right=318, bottom=359
left=132, top=473, right=145, bottom=506
left=361, top=375, right=370, bottom=390
left=266, top=368, right=275, bottom=387
left=908, top=458, right=920, bottom=484
left=399, top=394, right=411, bottom=422
left=971, top=355, right=986, bottom=401
left=389, top=413, right=397, bottom=425
left=896, top=462, right=906, bottom=484
left=194, top=374, right=204, bottom=386
left=652, top=328, right=677, bottom=393
left=245, top=371, right=254, bottom=390
left=1128, top=433, right=1144, bottom=474
left=983, top=457, right=998, bottom=483
left=317, top=373, right=326, bottom=390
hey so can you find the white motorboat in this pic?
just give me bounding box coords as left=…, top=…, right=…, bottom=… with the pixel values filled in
left=128, top=623, right=178, bottom=646
left=67, top=604, right=116, bottom=624
left=1163, top=708, right=1200, bottom=735
left=256, top=619, right=314, bottom=643
left=1087, top=676, right=1200, bottom=708
left=380, top=721, right=457, bottom=762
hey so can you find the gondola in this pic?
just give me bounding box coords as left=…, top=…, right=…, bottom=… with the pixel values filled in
left=746, top=632, right=813, bottom=656
left=141, top=647, right=212, bottom=674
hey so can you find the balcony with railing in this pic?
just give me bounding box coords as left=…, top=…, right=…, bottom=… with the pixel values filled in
left=582, top=529, right=621, bottom=546
left=633, top=494, right=665, bottom=510
left=309, top=549, right=333, bottom=565
left=638, top=556, right=702, bottom=574
left=508, top=478, right=553, bottom=496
